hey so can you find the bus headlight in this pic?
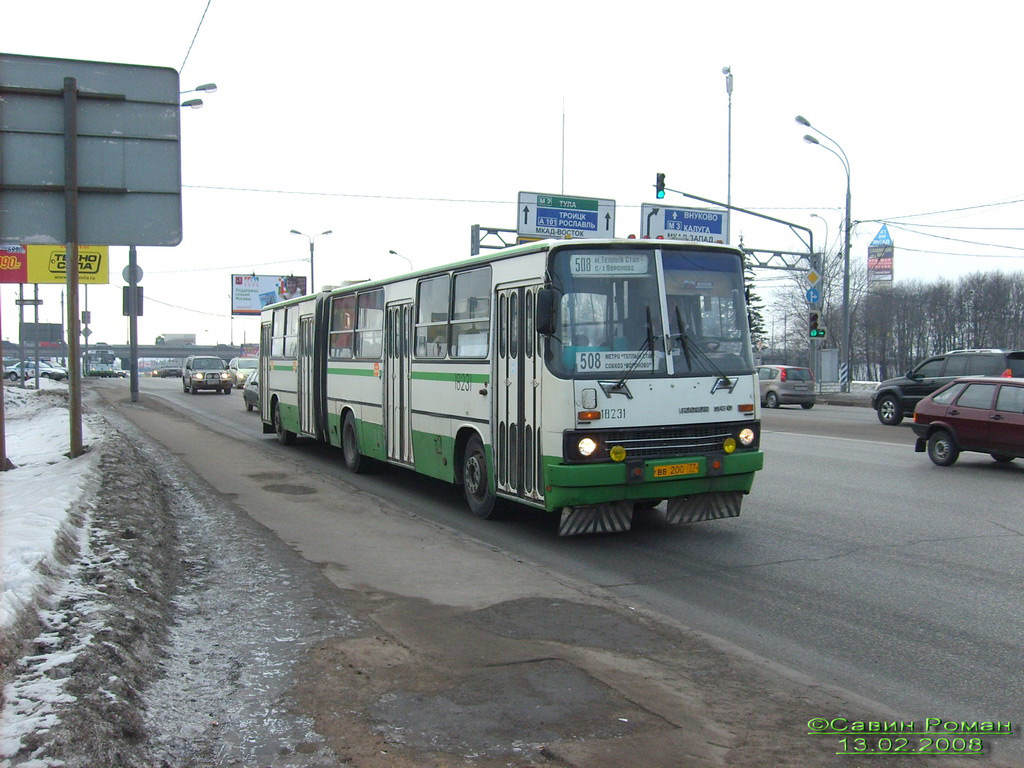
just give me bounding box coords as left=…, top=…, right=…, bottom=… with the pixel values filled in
left=738, top=428, right=756, bottom=447
left=578, top=437, right=599, bottom=457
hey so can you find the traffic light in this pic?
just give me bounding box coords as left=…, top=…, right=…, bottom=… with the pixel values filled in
left=808, top=311, right=826, bottom=339
left=655, top=172, right=666, bottom=199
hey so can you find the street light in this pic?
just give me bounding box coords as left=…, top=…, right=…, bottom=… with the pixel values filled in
left=179, top=82, right=217, bottom=109
left=181, top=83, right=218, bottom=94
left=810, top=213, right=830, bottom=256
left=388, top=250, right=413, bottom=272
left=290, top=229, right=333, bottom=293
left=797, top=115, right=852, bottom=392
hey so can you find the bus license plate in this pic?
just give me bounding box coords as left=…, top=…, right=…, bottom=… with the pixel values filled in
left=653, top=462, right=700, bottom=478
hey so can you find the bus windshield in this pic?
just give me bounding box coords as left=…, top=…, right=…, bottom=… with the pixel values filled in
left=546, top=245, right=754, bottom=379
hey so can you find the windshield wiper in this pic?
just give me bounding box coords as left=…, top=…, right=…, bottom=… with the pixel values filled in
left=609, top=306, right=656, bottom=393
left=674, top=306, right=694, bottom=370
left=670, top=306, right=732, bottom=388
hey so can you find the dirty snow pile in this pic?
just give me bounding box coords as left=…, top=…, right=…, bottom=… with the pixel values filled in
left=0, top=380, right=110, bottom=765
left=1, top=381, right=105, bottom=630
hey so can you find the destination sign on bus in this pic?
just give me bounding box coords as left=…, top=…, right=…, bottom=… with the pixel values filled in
left=518, top=191, right=615, bottom=240
left=569, top=253, right=649, bottom=276
left=576, top=350, right=656, bottom=373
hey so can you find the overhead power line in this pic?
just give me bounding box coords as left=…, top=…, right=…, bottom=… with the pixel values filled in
left=180, top=0, right=213, bottom=73
left=885, top=222, right=1024, bottom=253
left=146, top=295, right=229, bottom=319
left=867, top=197, right=1024, bottom=222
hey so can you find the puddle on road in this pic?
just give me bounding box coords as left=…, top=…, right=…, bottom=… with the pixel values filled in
left=262, top=484, right=317, bottom=495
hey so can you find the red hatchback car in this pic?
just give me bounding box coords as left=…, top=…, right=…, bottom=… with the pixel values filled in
left=912, top=376, right=1024, bottom=466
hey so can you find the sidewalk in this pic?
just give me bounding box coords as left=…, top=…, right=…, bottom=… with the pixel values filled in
left=815, top=381, right=875, bottom=408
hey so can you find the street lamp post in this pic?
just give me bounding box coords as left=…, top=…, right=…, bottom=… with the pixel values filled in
left=810, top=213, right=829, bottom=258
left=179, top=82, right=217, bottom=109
left=388, top=249, right=413, bottom=272
left=290, top=229, right=333, bottom=293
left=723, top=67, right=733, bottom=243
left=797, top=115, right=852, bottom=392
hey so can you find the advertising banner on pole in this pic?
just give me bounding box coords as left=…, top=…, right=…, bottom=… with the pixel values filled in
left=867, top=225, right=894, bottom=283
left=231, top=274, right=307, bottom=315
left=0, top=245, right=110, bottom=284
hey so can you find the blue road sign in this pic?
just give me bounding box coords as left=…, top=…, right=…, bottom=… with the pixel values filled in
left=517, top=192, right=615, bottom=239
left=640, top=204, right=728, bottom=243
left=806, top=287, right=820, bottom=304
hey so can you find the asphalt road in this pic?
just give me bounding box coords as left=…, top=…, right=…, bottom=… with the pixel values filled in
left=107, top=379, right=1024, bottom=760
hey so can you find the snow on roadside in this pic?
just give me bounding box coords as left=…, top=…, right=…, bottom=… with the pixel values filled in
left=0, top=380, right=107, bottom=765
left=0, top=380, right=105, bottom=631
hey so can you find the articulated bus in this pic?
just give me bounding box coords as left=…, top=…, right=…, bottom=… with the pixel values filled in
left=260, top=238, right=763, bottom=535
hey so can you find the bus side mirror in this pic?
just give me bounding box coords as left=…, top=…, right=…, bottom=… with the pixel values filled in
left=536, top=288, right=557, bottom=336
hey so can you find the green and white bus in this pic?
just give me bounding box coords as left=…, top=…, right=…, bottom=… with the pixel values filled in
left=259, top=238, right=763, bottom=535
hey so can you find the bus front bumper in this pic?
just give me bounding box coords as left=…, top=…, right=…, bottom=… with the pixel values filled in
left=542, top=450, right=764, bottom=510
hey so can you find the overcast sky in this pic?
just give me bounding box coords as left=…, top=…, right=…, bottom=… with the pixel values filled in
left=3, top=1, right=1023, bottom=348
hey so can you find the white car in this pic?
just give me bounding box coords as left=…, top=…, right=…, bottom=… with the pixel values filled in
left=5, top=361, right=69, bottom=381
left=228, top=357, right=259, bottom=388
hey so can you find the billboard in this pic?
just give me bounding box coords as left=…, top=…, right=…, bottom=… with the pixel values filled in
left=231, top=274, right=307, bottom=316
left=867, top=225, right=894, bottom=283
left=0, top=245, right=110, bottom=284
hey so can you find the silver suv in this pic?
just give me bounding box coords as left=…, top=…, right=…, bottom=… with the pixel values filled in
left=757, top=365, right=815, bottom=409
left=182, top=355, right=232, bottom=394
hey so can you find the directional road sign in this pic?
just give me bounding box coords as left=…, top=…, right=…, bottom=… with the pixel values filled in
left=806, top=287, right=820, bottom=304
left=517, top=192, right=615, bottom=239
left=640, top=204, right=728, bottom=243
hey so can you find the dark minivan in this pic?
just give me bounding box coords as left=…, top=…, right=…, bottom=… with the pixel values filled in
left=872, top=349, right=1024, bottom=425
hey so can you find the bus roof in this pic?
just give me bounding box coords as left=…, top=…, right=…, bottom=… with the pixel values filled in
left=262, top=238, right=745, bottom=309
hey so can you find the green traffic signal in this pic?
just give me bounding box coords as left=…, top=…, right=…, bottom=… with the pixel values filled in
left=656, top=172, right=666, bottom=199
left=808, top=311, right=827, bottom=338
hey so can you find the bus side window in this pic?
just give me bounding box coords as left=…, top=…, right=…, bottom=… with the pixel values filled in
left=355, top=289, right=384, bottom=359
left=415, top=275, right=450, bottom=359
left=451, top=267, right=491, bottom=358
left=329, top=295, right=356, bottom=359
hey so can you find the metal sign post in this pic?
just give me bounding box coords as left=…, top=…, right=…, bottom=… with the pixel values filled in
left=64, top=76, right=84, bottom=457
left=126, top=247, right=142, bottom=402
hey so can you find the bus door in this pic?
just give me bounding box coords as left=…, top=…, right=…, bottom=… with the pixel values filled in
left=297, top=315, right=316, bottom=436
left=495, top=284, right=544, bottom=503
left=260, top=322, right=272, bottom=423
left=385, top=302, right=413, bottom=465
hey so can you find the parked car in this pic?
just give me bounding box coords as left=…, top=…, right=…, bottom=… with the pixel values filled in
left=4, top=361, right=68, bottom=381
left=242, top=370, right=259, bottom=411
left=181, top=355, right=231, bottom=394
left=912, top=376, right=1024, bottom=466
left=756, top=365, right=815, bottom=409
left=228, top=357, right=258, bottom=388
left=872, top=349, right=1024, bottom=426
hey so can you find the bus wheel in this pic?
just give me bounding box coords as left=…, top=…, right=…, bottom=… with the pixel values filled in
left=342, top=412, right=373, bottom=474
left=463, top=435, right=498, bottom=518
left=273, top=402, right=295, bottom=446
